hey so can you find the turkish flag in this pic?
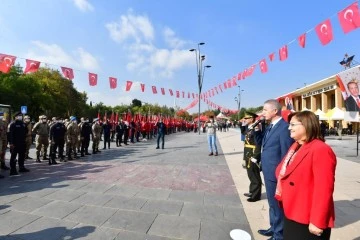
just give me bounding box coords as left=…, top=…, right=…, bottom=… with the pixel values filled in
left=125, top=81, right=133, bottom=91
left=259, top=59, right=268, bottom=73
left=61, top=67, right=74, bottom=80
left=215, top=87, right=218, bottom=94
left=279, top=45, right=288, bottom=61
left=298, top=33, right=306, bottom=48
left=188, top=92, right=190, bottom=98
left=247, top=65, right=256, bottom=77
left=169, top=89, right=173, bottom=96
left=24, top=59, right=40, bottom=74
left=192, top=93, right=195, bottom=98
left=182, top=91, right=185, bottom=98
left=109, top=77, right=117, bottom=89
left=161, top=87, right=165, bottom=95
left=211, top=89, right=215, bottom=96
left=237, top=72, right=242, bottom=80
left=219, top=84, right=223, bottom=92
left=338, top=2, right=360, bottom=34
left=152, top=86, right=157, bottom=94
left=88, top=73, right=97, bottom=86
left=176, top=90, right=180, bottom=98
left=0, top=54, right=16, bottom=73
left=242, top=69, right=248, bottom=79
left=140, top=83, right=145, bottom=92
left=315, top=19, right=333, bottom=45
left=232, top=78, right=237, bottom=87
left=269, top=53, right=275, bottom=61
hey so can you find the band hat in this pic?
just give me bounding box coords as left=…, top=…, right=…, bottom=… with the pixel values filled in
left=14, top=111, right=22, bottom=117
left=244, top=112, right=258, bottom=119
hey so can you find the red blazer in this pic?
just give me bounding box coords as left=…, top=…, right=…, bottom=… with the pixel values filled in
left=275, top=139, right=336, bottom=229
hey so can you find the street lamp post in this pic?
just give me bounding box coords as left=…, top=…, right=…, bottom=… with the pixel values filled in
left=234, top=86, right=244, bottom=120
left=190, top=42, right=211, bottom=135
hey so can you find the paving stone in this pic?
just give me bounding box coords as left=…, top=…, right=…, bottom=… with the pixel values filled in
left=26, top=188, right=60, bottom=198
left=0, top=210, right=41, bottom=235
left=104, top=195, right=147, bottom=211
left=102, top=209, right=157, bottom=233
left=148, top=215, right=200, bottom=240
left=8, top=196, right=53, bottom=213
left=31, top=200, right=82, bottom=219
left=223, top=206, right=249, bottom=224
left=0, top=193, right=26, bottom=205
left=44, top=189, right=86, bottom=202
left=70, top=192, right=114, bottom=206
left=141, top=199, right=183, bottom=216
left=168, top=190, right=204, bottom=204
left=135, top=188, right=171, bottom=200
left=77, top=182, right=114, bottom=193
left=180, top=202, right=223, bottom=220
left=9, top=216, right=78, bottom=240
left=204, top=193, right=241, bottom=207
left=104, top=185, right=142, bottom=197
left=62, top=224, right=119, bottom=240
left=199, top=218, right=251, bottom=240
left=64, top=205, right=117, bottom=226
left=114, top=230, right=178, bottom=240
left=51, top=180, right=90, bottom=190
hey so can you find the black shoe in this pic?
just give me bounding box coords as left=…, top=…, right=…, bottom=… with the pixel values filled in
left=19, top=168, right=30, bottom=173
left=162, top=147, right=164, bottom=149
left=247, top=198, right=260, bottom=202
left=51, top=160, right=58, bottom=165
left=244, top=193, right=252, bottom=197
left=96, top=150, right=101, bottom=153
left=156, top=146, right=159, bottom=149
left=10, top=170, right=19, bottom=176
left=80, top=154, right=85, bottom=157
left=208, top=152, right=213, bottom=156
left=1, top=165, right=10, bottom=170
left=258, top=228, right=273, bottom=237
left=85, top=153, right=91, bottom=155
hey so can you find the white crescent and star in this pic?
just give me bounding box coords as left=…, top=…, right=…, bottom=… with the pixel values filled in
left=320, top=24, right=328, bottom=34
left=4, top=57, right=13, bottom=67
left=344, top=9, right=354, bottom=22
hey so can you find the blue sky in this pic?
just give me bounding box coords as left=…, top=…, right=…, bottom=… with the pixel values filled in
left=1, top=0, right=360, bottom=113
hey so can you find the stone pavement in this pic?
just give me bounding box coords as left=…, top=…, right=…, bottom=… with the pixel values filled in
left=0, top=131, right=250, bottom=240
left=0, top=129, right=359, bottom=240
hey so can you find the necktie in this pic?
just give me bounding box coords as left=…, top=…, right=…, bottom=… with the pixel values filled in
left=264, top=124, right=273, bottom=142
left=357, top=99, right=360, bottom=108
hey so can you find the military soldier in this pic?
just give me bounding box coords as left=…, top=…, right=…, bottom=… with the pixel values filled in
left=32, top=115, right=50, bottom=162
left=67, top=116, right=79, bottom=160
left=77, top=117, right=85, bottom=154
left=0, top=112, right=10, bottom=178
left=8, top=112, right=30, bottom=175
left=115, top=120, right=124, bottom=147
left=24, top=115, right=33, bottom=160
left=91, top=118, right=102, bottom=154
left=80, top=117, right=92, bottom=156
left=50, top=117, right=66, bottom=164
left=240, top=112, right=262, bottom=202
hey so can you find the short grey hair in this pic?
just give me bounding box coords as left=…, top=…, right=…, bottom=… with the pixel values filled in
left=264, top=99, right=282, bottom=116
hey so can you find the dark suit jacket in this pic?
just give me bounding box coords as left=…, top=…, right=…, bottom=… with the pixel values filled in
left=255, top=118, right=293, bottom=182
left=345, top=95, right=360, bottom=111
left=275, top=139, right=336, bottom=228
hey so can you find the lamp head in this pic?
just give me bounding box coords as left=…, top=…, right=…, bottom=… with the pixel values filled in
left=205, top=65, right=211, bottom=68
left=189, top=49, right=196, bottom=52
left=198, top=42, right=205, bottom=45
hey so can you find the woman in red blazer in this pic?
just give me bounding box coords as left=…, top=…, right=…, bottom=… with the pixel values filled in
left=275, top=111, right=336, bottom=240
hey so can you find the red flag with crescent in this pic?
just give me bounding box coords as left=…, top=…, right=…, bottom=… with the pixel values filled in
left=182, top=91, right=185, bottom=98
left=237, top=72, right=242, bottom=80
left=315, top=19, right=333, bottom=46
left=125, top=81, right=133, bottom=91
left=232, top=78, right=237, bottom=87
left=176, top=90, right=180, bottom=98
left=152, top=86, right=157, bottom=94
left=61, top=67, right=74, bottom=80
left=259, top=59, right=268, bottom=73
left=298, top=33, right=306, bottom=48
left=140, top=83, right=145, bottom=92
left=0, top=54, right=16, bottom=73
left=161, top=87, right=165, bottom=95
left=338, top=2, right=360, bottom=34
left=279, top=45, right=288, bottom=61
left=24, top=59, right=40, bottom=74
left=269, top=52, right=275, bottom=61
left=109, top=77, right=117, bottom=89
left=89, top=73, right=97, bottom=86
left=192, top=93, right=195, bottom=98
left=169, top=89, right=173, bottom=96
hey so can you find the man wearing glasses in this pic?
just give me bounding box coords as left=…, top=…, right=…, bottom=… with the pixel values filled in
left=255, top=99, right=294, bottom=240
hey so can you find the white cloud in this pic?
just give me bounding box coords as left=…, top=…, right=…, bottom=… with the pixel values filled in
left=163, top=27, right=186, bottom=49
left=26, top=41, right=100, bottom=71
left=72, top=0, right=94, bottom=12
left=105, top=10, right=154, bottom=43
left=106, top=12, right=194, bottom=79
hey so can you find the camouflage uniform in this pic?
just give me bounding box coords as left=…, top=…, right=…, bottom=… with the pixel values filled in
left=32, top=115, right=50, bottom=161
left=66, top=118, right=79, bottom=159
left=24, top=115, right=33, bottom=159
left=92, top=119, right=102, bottom=153
left=0, top=116, right=10, bottom=170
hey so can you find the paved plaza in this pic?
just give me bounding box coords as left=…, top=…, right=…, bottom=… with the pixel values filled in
left=0, top=129, right=359, bottom=240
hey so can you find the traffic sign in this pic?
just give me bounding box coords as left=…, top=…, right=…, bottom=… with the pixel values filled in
left=21, top=106, right=27, bottom=115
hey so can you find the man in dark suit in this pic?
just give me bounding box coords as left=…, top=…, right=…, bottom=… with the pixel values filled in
left=345, top=80, right=360, bottom=112
left=255, top=99, right=294, bottom=240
